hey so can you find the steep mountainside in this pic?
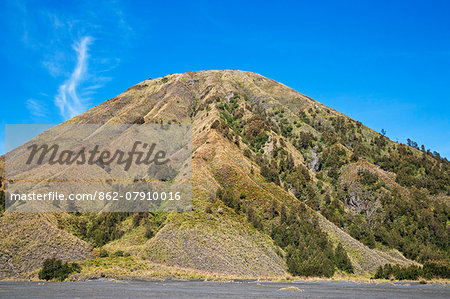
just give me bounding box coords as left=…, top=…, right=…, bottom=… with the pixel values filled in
left=0, top=70, right=448, bottom=279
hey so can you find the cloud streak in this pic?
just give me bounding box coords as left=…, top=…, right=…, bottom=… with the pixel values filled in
left=26, top=98, right=48, bottom=118
left=55, top=36, right=92, bottom=119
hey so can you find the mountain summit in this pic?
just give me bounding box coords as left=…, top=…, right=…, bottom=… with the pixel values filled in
left=0, top=70, right=448, bottom=279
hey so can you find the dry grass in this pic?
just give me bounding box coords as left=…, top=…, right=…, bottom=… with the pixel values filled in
left=0, top=213, right=92, bottom=279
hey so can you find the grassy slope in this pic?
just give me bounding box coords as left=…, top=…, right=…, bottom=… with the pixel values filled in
left=0, top=213, right=92, bottom=279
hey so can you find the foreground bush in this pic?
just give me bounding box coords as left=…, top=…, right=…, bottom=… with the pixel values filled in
left=374, top=261, right=450, bottom=280
left=38, top=258, right=81, bottom=281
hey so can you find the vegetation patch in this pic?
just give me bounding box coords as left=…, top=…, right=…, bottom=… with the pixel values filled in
left=279, top=286, right=303, bottom=292
left=374, top=261, right=450, bottom=280
left=38, top=258, right=81, bottom=281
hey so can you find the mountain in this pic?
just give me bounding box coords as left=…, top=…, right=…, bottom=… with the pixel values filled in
left=0, top=70, right=448, bottom=280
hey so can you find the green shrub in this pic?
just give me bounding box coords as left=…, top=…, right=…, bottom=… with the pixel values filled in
left=422, top=261, right=450, bottom=279
left=132, top=213, right=144, bottom=227
left=358, top=169, right=378, bottom=185
left=144, top=224, right=154, bottom=239
left=246, top=206, right=262, bottom=230
left=373, top=262, right=450, bottom=280
left=38, top=258, right=81, bottom=281
left=99, top=248, right=109, bottom=258
left=348, top=220, right=376, bottom=249
left=260, top=165, right=280, bottom=185
left=86, top=213, right=129, bottom=247
left=216, top=188, right=241, bottom=212
left=0, top=190, right=4, bottom=213
left=205, top=205, right=213, bottom=214
left=271, top=204, right=343, bottom=277
left=114, top=250, right=124, bottom=257
left=296, top=132, right=316, bottom=149
left=334, top=243, right=354, bottom=273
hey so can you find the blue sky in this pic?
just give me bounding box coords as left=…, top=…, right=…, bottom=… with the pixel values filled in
left=1, top=0, right=449, bottom=157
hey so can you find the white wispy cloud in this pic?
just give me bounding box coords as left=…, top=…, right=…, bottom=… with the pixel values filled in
left=26, top=98, right=48, bottom=118
left=10, top=1, right=135, bottom=121
left=54, top=36, right=92, bottom=119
